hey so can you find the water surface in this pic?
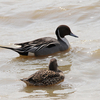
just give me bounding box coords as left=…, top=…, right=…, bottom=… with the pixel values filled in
left=0, top=0, right=100, bottom=100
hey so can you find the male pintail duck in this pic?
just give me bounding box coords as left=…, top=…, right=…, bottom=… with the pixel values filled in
left=21, top=58, right=64, bottom=86
left=0, top=25, right=78, bottom=56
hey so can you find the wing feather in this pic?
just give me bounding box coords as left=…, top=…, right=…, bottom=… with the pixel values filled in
left=16, top=37, right=60, bottom=53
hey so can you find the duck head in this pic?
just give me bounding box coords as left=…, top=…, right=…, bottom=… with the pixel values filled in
left=49, top=58, right=58, bottom=71
left=55, top=25, right=78, bottom=39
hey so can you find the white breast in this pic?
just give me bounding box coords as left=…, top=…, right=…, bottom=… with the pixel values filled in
left=61, top=37, right=70, bottom=47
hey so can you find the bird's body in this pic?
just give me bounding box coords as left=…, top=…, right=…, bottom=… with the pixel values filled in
left=0, top=25, right=78, bottom=56
left=21, top=69, right=64, bottom=86
left=21, top=58, right=64, bottom=86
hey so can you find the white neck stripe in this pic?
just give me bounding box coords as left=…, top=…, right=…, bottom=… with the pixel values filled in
left=58, top=29, right=70, bottom=46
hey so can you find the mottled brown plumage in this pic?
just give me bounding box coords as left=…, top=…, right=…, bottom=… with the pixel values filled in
left=21, top=58, right=64, bottom=86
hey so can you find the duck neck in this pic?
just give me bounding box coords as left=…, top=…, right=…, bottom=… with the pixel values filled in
left=49, top=63, right=58, bottom=71
left=56, top=29, right=70, bottom=46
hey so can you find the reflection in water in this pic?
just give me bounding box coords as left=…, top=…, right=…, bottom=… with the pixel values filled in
left=8, top=48, right=72, bottom=68
left=20, top=82, right=75, bottom=99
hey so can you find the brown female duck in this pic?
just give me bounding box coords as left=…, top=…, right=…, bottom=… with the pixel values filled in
left=21, top=58, right=64, bottom=86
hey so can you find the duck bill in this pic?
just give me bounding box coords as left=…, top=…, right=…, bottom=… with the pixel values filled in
left=70, top=32, right=78, bottom=38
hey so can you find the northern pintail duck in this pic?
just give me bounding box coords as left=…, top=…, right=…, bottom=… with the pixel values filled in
left=0, top=25, right=78, bottom=56
left=21, top=58, right=64, bottom=86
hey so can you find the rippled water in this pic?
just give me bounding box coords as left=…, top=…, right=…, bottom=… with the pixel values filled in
left=0, top=0, right=100, bottom=100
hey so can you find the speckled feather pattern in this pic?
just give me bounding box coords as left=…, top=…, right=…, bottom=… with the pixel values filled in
left=22, top=69, right=64, bottom=86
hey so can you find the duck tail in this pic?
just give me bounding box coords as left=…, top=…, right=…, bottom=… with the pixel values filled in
left=0, top=46, right=28, bottom=56
left=20, top=78, right=27, bottom=82
left=20, top=78, right=30, bottom=86
left=0, top=46, right=16, bottom=51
